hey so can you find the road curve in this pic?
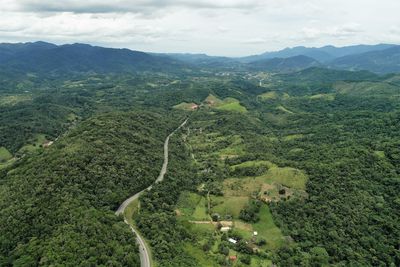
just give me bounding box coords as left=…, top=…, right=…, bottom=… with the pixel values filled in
left=116, top=118, right=188, bottom=267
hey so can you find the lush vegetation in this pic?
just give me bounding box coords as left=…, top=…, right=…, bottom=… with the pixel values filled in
left=0, top=111, right=176, bottom=266
left=0, top=49, right=399, bottom=266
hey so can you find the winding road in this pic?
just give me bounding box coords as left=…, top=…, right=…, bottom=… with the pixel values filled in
left=116, top=118, right=188, bottom=267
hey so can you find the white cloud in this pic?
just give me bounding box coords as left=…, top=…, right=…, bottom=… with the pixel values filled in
left=0, top=0, right=399, bottom=56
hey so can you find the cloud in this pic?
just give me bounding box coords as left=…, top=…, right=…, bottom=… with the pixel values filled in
left=8, top=0, right=264, bottom=14
left=241, top=38, right=267, bottom=45
left=301, top=23, right=363, bottom=41
left=0, top=0, right=399, bottom=56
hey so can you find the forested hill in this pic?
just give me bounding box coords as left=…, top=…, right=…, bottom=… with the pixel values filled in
left=0, top=111, right=176, bottom=266
left=0, top=42, right=186, bottom=74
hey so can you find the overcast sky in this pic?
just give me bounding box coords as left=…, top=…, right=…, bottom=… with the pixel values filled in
left=1, top=0, right=400, bottom=56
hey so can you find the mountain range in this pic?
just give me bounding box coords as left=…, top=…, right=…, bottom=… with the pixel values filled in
left=0, top=41, right=399, bottom=74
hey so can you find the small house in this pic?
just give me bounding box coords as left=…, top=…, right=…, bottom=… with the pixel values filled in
left=229, top=255, right=237, bottom=261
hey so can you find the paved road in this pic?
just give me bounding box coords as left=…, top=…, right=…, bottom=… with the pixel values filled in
left=116, top=118, right=188, bottom=267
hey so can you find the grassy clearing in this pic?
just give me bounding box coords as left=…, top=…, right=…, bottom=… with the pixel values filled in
left=211, top=196, right=249, bottom=219
left=205, top=94, right=223, bottom=106
left=276, top=105, right=294, bottom=114
left=183, top=243, right=219, bottom=267
left=253, top=205, right=285, bottom=250
left=374, top=151, right=386, bottom=159
left=0, top=147, right=13, bottom=162
left=215, top=98, right=247, bottom=113
left=260, top=167, right=308, bottom=190
left=217, top=135, right=246, bottom=160
left=173, top=102, right=198, bottom=111
left=309, top=93, right=335, bottom=101
left=124, top=198, right=139, bottom=225
left=230, top=160, right=277, bottom=172
left=177, top=192, right=209, bottom=220
left=204, top=94, right=247, bottom=113
left=258, top=91, right=279, bottom=101
left=193, top=197, right=209, bottom=220
left=224, top=166, right=308, bottom=201
left=18, top=134, right=48, bottom=154
left=0, top=94, right=32, bottom=106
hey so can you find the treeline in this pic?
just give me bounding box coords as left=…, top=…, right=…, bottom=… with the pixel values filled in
left=135, top=135, right=201, bottom=266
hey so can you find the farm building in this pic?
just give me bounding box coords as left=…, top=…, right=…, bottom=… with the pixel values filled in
left=220, top=226, right=231, bottom=232
left=228, top=238, right=237, bottom=244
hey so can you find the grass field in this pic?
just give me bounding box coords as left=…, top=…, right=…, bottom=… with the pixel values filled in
left=260, top=167, right=308, bottom=190
left=18, top=134, right=48, bottom=154
left=253, top=205, right=285, bottom=250
left=374, top=150, right=386, bottom=159
left=211, top=196, right=249, bottom=219
left=177, top=192, right=210, bottom=220
left=215, top=98, right=247, bottom=113
left=0, top=147, right=13, bottom=162
left=183, top=243, right=220, bottom=267
left=258, top=91, right=279, bottom=101
left=230, top=160, right=277, bottom=172
left=124, top=198, right=139, bottom=225
left=276, top=105, right=294, bottom=114
left=204, top=94, right=247, bottom=113
left=309, top=93, right=335, bottom=101
left=173, top=102, right=198, bottom=111
left=0, top=94, right=32, bottom=106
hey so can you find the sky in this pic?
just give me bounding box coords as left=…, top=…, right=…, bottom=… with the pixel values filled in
left=1, top=0, right=400, bottom=56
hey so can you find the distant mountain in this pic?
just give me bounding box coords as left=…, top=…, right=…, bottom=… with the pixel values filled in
left=240, top=44, right=396, bottom=63
left=330, top=46, right=400, bottom=74
left=248, top=55, right=321, bottom=73
left=0, top=42, right=185, bottom=74
left=158, top=53, right=244, bottom=69
left=0, top=41, right=57, bottom=61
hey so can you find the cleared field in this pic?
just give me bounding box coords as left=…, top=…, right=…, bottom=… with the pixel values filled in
left=18, top=134, right=48, bottom=154
left=260, top=167, right=308, bottom=190
left=183, top=243, right=219, bottom=267
left=258, top=91, right=279, bottom=100
left=224, top=166, right=308, bottom=202
left=173, top=102, right=198, bottom=111
left=211, top=196, right=249, bottom=219
left=204, top=94, right=247, bottom=113
left=253, top=205, right=286, bottom=250
left=230, top=160, right=276, bottom=172
left=0, top=94, right=32, bottom=106
left=0, top=147, right=13, bottom=162
left=177, top=192, right=203, bottom=219
left=193, top=197, right=209, bottom=220
left=276, top=105, right=294, bottom=114
left=309, top=93, right=335, bottom=101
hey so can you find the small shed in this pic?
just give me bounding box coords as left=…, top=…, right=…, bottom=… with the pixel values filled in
left=220, top=226, right=231, bottom=232
left=228, top=238, right=237, bottom=244
left=229, top=255, right=237, bottom=261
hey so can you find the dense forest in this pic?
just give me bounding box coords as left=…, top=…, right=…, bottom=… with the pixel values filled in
left=0, top=111, right=177, bottom=265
